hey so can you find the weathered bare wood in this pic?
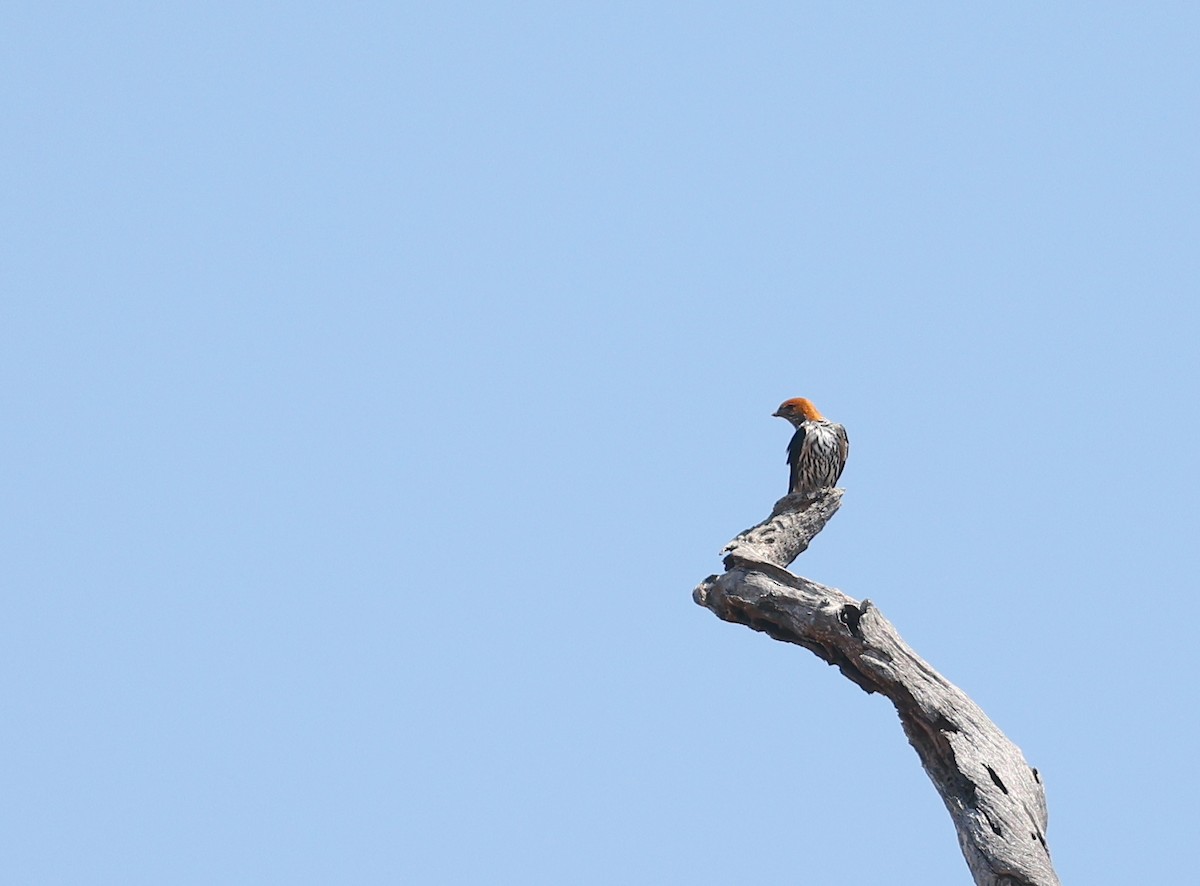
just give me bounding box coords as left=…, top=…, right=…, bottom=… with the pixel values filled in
left=720, top=488, right=843, bottom=569
left=694, top=489, right=1059, bottom=886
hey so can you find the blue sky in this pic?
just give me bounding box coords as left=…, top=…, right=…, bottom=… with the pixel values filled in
left=3, top=3, right=1197, bottom=883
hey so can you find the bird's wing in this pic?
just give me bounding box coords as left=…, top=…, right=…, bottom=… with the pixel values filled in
left=786, top=426, right=807, bottom=493
left=833, top=423, right=850, bottom=483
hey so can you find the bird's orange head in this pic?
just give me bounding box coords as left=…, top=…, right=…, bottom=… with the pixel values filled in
left=772, top=397, right=825, bottom=425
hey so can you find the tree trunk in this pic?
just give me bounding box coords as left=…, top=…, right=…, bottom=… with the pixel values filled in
left=693, top=489, right=1060, bottom=886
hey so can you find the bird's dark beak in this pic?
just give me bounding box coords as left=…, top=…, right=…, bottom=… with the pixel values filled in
left=771, top=410, right=782, bottom=417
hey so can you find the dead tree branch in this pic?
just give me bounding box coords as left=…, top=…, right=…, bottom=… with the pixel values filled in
left=694, top=489, right=1059, bottom=886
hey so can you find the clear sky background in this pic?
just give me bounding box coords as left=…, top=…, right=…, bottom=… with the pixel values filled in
left=3, top=3, right=1197, bottom=884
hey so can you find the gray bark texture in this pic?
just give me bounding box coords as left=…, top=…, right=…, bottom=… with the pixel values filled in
left=694, top=489, right=1059, bottom=886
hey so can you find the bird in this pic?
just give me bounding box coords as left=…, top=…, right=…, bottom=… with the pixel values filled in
left=772, top=397, right=850, bottom=496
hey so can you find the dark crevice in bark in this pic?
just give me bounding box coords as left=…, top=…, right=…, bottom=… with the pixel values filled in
left=986, top=765, right=1010, bottom=794
left=839, top=601, right=865, bottom=637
